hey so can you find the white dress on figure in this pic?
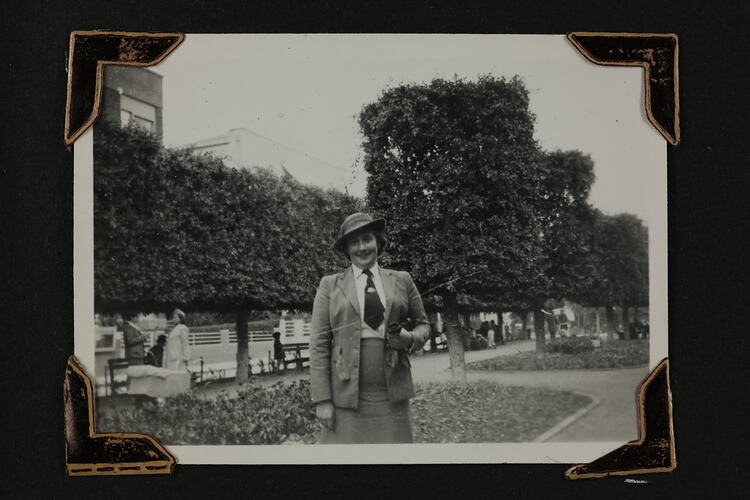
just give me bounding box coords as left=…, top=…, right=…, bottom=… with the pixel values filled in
left=165, top=323, right=191, bottom=371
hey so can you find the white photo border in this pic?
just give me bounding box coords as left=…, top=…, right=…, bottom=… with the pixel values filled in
left=74, top=33, right=668, bottom=465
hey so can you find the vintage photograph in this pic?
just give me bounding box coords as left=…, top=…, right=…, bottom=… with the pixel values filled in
left=74, top=34, right=667, bottom=464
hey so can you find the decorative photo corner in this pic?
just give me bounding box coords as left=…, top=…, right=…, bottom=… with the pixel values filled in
left=65, top=355, right=175, bottom=476
left=66, top=31, right=678, bottom=477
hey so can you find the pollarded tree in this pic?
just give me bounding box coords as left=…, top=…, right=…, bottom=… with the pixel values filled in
left=520, top=149, right=597, bottom=366
left=582, top=211, right=649, bottom=340
left=94, top=120, right=359, bottom=382
left=359, top=75, right=546, bottom=383
left=618, top=215, right=649, bottom=336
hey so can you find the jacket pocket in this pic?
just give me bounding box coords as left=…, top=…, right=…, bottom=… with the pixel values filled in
left=334, top=346, right=350, bottom=381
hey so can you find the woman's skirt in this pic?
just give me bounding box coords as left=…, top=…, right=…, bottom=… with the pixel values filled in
left=319, top=338, right=413, bottom=444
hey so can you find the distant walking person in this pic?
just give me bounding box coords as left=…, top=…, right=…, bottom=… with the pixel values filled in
left=487, top=321, right=497, bottom=348
left=273, top=331, right=285, bottom=371
left=118, top=312, right=147, bottom=365
left=165, top=309, right=191, bottom=371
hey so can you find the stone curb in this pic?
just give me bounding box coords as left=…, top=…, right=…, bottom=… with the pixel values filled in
left=532, top=392, right=602, bottom=442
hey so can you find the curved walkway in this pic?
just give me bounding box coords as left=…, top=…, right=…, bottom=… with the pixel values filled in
left=409, top=342, right=649, bottom=442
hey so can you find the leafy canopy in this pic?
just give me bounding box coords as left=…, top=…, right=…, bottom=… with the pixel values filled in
left=582, top=211, right=649, bottom=307
left=360, top=75, right=545, bottom=305
left=94, top=120, right=360, bottom=313
left=359, top=76, right=598, bottom=310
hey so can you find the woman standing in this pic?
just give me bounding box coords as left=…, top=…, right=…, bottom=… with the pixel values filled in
left=309, top=212, right=431, bottom=444
left=165, top=308, right=191, bottom=372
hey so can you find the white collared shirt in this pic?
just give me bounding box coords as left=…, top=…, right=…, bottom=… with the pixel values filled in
left=352, top=262, right=386, bottom=339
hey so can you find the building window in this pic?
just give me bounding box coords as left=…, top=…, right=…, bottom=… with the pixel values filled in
left=120, top=110, right=132, bottom=127
left=131, top=115, right=155, bottom=131
left=119, top=95, right=157, bottom=132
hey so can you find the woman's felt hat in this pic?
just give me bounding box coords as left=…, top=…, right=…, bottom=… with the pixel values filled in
left=333, top=212, right=386, bottom=254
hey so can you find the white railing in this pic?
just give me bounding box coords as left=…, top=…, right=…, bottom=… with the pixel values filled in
left=227, top=330, right=274, bottom=343
left=280, top=318, right=312, bottom=342
left=189, top=331, right=223, bottom=346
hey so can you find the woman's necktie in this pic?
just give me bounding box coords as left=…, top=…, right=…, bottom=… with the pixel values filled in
left=363, top=269, right=384, bottom=330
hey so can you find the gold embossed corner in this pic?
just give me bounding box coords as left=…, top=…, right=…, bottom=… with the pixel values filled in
left=64, top=356, right=175, bottom=476
left=64, top=31, right=184, bottom=145
left=565, top=358, right=676, bottom=479
left=567, top=32, right=680, bottom=145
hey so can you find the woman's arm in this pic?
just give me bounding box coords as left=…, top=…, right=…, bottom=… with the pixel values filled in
left=180, top=325, right=191, bottom=361
left=309, top=276, right=334, bottom=404
left=404, top=272, right=431, bottom=353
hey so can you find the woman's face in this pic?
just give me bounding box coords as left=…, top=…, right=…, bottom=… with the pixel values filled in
left=346, top=229, right=378, bottom=270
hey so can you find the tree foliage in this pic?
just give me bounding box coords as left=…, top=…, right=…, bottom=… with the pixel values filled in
left=359, top=75, right=550, bottom=380
left=360, top=76, right=545, bottom=304
left=94, top=120, right=360, bottom=314
left=532, top=149, right=597, bottom=305
left=358, top=76, right=608, bottom=370
left=584, top=211, right=649, bottom=308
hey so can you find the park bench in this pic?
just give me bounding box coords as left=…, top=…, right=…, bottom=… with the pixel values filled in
left=432, top=335, right=448, bottom=351
left=106, top=358, right=130, bottom=396
left=280, top=343, right=310, bottom=372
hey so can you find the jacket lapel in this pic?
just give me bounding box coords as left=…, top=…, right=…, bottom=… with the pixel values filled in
left=381, top=268, right=395, bottom=325
left=338, top=267, right=360, bottom=318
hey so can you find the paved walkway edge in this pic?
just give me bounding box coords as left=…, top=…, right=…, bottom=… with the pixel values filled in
left=533, top=392, right=602, bottom=442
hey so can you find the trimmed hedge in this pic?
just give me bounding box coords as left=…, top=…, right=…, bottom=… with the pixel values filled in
left=467, top=339, right=649, bottom=371
left=546, top=336, right=594, bottom=354
left=94, top=120, right=361, bottom=314
left=467, top=335, right=488, bottom=351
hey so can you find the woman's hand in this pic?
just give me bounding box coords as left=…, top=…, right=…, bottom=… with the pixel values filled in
left=316, top=401, right=335, bottom=430
left=387, top=328, right=414, bottom=350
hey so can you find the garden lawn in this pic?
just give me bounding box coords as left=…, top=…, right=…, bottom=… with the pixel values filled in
left=466, top=339, right=649, bottom=371
left=97, top=380, right=593, bottom=445
left=411, top=382, right=592, bottom=443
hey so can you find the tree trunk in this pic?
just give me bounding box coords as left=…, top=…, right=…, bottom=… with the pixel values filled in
left=605, top=305, right=615, bottom=341
left=545, top=313, right=557, bottom=339
left=520, top=311, right=529, bottom=340
left=462, top=312, right=472, bottom=330
left=235, top=309, right=250, bottom=383
left=595, top=307, right=601, bottom=335
left=532, top=306, right=547, bottom=369
left=462, top=312, right=474, bottom=350
left=443, top=293, right=467, bottom=385
left=495, top=311, right=504, bottom=344
left=623, top=305, right=632, bottom=340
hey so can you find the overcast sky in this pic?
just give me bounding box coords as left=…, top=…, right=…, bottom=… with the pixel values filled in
left=153, top=34, right=665, bottom=225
